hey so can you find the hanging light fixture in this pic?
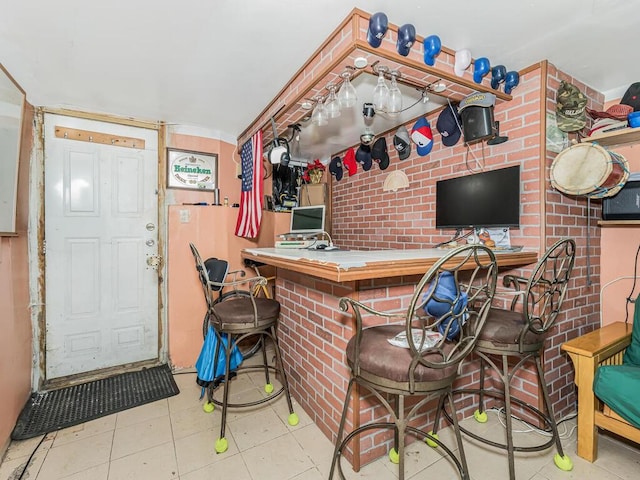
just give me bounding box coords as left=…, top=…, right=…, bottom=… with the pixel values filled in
left=324, top=84, right=341, bottom=118
left=311, top=96, right=328, bottom=126
left=337, top=71, right=357, bottom=108
left=372, top=65, right=389, bottom=112
left=387, top=70, right=402, bottom=117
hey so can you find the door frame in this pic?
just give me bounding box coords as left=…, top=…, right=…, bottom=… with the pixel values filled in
left=29, top=107, right=168, bottom=389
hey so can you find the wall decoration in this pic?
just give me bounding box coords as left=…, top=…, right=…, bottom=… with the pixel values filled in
left=167, top=148, right=218, bottom=191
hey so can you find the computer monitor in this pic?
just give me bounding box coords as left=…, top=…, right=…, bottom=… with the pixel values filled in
left=435, top=165, right=520, bottom=229
left=290, top=205, right=325, bottom=234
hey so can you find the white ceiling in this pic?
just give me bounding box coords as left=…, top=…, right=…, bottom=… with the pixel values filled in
left=1, top=0, right=637, bottom=142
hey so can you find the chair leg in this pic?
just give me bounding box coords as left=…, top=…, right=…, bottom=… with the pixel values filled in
left=534, top=356, right=573, bottom=472
left=329, top=378, right=356, bottom=479
left=501, top=354, right=516, bottom=480
left=260, top=333, right=272, bottom=388
left=428, top=394, right=446, bottom=444
left=474, top=355, right=489, bottom=423
left=447, top=392, right=471, bottom=480
left=270, top=326, right=299, bottom=426
left=397, top=395, right=406, bottom=480
left=215, top=333, right=235, bottom=454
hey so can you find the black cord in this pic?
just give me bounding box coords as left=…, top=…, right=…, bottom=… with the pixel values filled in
left=17, top=434, right=47, bottom=480
left=433, top=229, right=471, bottom=248
left=624, top=243, right=640, bottom=323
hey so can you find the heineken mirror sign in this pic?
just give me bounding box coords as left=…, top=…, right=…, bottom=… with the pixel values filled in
left=167, top=148, right=218, bottom=191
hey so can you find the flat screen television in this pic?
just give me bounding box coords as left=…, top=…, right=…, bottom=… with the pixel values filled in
left=435, top=165, right=520, bottom=229
left=290, top=205, right=325, bottom=234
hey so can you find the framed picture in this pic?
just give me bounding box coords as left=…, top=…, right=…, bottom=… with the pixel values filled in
left=167, top=148, right=218, bottom=191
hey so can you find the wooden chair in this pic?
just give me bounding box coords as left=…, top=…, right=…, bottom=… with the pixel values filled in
left=562, top=321, right=640, bottom=462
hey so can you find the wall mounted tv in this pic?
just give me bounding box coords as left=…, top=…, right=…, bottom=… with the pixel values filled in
left=435, top=165, right=520, bottom=230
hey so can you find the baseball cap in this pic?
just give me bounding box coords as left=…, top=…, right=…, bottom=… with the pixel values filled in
left=458, top=92, right=496, bottom=112
left=343, top=147, right=357, bottom=176
left=586, top=103, right=632, bottom=121
left=329, top=156, right=343, bottom=181
left=367, top=12, right=388, bottom=48
left=371, top=137, right=390, bottom=170
left=621, top=82, right=640, bottom=112
left=588, top=118, right=627, bottom=137
left=356, top=144, right=373, bottom=171
left=555, top=81, right=587, bottom=133
left=396, top=24, right=416, bottom=57
left=454, top=49, right=471, bottom=77
left=411, top=117, right=433, bottom=156
left=393, top=126, right=411, bottom=160
left=436, top=104, right=462, bottom=147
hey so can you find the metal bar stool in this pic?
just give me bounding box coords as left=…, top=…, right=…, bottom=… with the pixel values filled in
left=189, top=242, right=298, bottom=454
left=329, top=244, right=498, bottom=479
left=434, top=238, right=576, bottom=479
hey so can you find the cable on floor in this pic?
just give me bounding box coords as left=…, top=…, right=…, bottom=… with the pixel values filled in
left=483, top=407, right=578, bottom=440
left=16, top=433, right=49, bottom=480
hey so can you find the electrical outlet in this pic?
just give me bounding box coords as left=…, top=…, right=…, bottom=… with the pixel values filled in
left=179, top=209, right=190, bottom=223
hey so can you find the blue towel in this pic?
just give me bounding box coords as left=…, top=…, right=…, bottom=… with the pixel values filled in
left=195, top=325, right=243, bottom=392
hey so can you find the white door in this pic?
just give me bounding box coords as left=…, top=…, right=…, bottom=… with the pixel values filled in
left=44, top=114, right=160, bottom=380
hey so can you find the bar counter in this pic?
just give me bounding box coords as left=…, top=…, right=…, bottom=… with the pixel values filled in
left=242, top=247, right=538, bottom=282
left=241, top=246, right=538, bottom=469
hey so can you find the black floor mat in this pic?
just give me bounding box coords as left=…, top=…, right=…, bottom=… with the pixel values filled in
left=11, top=364, right=180, bottom=440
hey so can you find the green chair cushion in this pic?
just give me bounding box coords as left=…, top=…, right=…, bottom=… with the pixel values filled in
left=593, top=364, right=640, bottom=428
left=623, top=293, right=640, bottom=366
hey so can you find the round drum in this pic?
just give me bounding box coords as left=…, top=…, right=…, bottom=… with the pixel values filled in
left=550, top=143, right=629, bottom=198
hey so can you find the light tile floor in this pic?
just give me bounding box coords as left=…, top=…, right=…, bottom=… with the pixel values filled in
left=2, top=367, right=639, bottom=480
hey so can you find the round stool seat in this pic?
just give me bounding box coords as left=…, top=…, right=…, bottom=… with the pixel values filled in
left=212, top=297, right=280, bottom=331
left=476, top=307, right=545, bottom=352
left=346, top=325, right=457, bottom=386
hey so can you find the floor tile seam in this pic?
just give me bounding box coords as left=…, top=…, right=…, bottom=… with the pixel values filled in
left=35, top=431, right=113, bottom=480
left=108, top=438, right=176, bottom=464
left=112, top=399, right=171, bottom=431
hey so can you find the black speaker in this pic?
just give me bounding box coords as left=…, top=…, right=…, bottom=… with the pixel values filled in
left=461, top=106, right=495, bottom=144
left=603, top=180, right=640, bottom=220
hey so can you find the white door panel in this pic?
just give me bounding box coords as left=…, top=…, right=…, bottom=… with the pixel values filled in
left=44, top=114, right=159, bottom=379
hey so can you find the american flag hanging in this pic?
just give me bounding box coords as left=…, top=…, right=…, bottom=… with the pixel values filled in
left=235, top=130, right=264, bottom=238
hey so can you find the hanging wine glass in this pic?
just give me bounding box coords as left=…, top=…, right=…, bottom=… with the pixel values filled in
left=337, top=71, right=357, bottom=108
left=324, top=84, right=341, bottom=119
left=372, top=65, right=389, bottom=112
left=311, top=96, right=328, bottom=126
left=387, top=70, right=403, bottom=117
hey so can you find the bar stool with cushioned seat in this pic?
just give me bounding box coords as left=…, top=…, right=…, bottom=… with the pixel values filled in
left=435, top=238, right=576, bottom=480
left=189, top=242, right=298, bottom=454
left=329, top=244, right=498, bottom=480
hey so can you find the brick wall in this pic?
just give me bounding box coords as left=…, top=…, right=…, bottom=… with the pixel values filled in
left=542, top=65, right=604, bottom=418
left=278, top=62, right=604, bottom=454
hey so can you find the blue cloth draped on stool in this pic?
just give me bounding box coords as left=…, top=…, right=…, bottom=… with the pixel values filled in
left=424, top=271, right=468, bottom=340
left=195, top=325, right=243, bottom=394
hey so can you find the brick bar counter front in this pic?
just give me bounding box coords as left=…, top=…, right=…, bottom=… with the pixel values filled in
left=241, top=247, right=537, bottom=470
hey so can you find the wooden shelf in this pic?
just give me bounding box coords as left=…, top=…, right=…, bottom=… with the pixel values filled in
left=598, top=220, right=640, bottom=226
left=582, top=127, right=640, bottom=148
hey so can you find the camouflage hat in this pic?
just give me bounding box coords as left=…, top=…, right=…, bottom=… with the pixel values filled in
left=556, top=81, right=587, bottom=132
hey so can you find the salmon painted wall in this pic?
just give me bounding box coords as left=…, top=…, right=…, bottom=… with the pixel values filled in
left=599, top=116, right=640, bottom=326
left=0, top=103, right=34, bottom=454
left=165, top=131, right=289, bottom=368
